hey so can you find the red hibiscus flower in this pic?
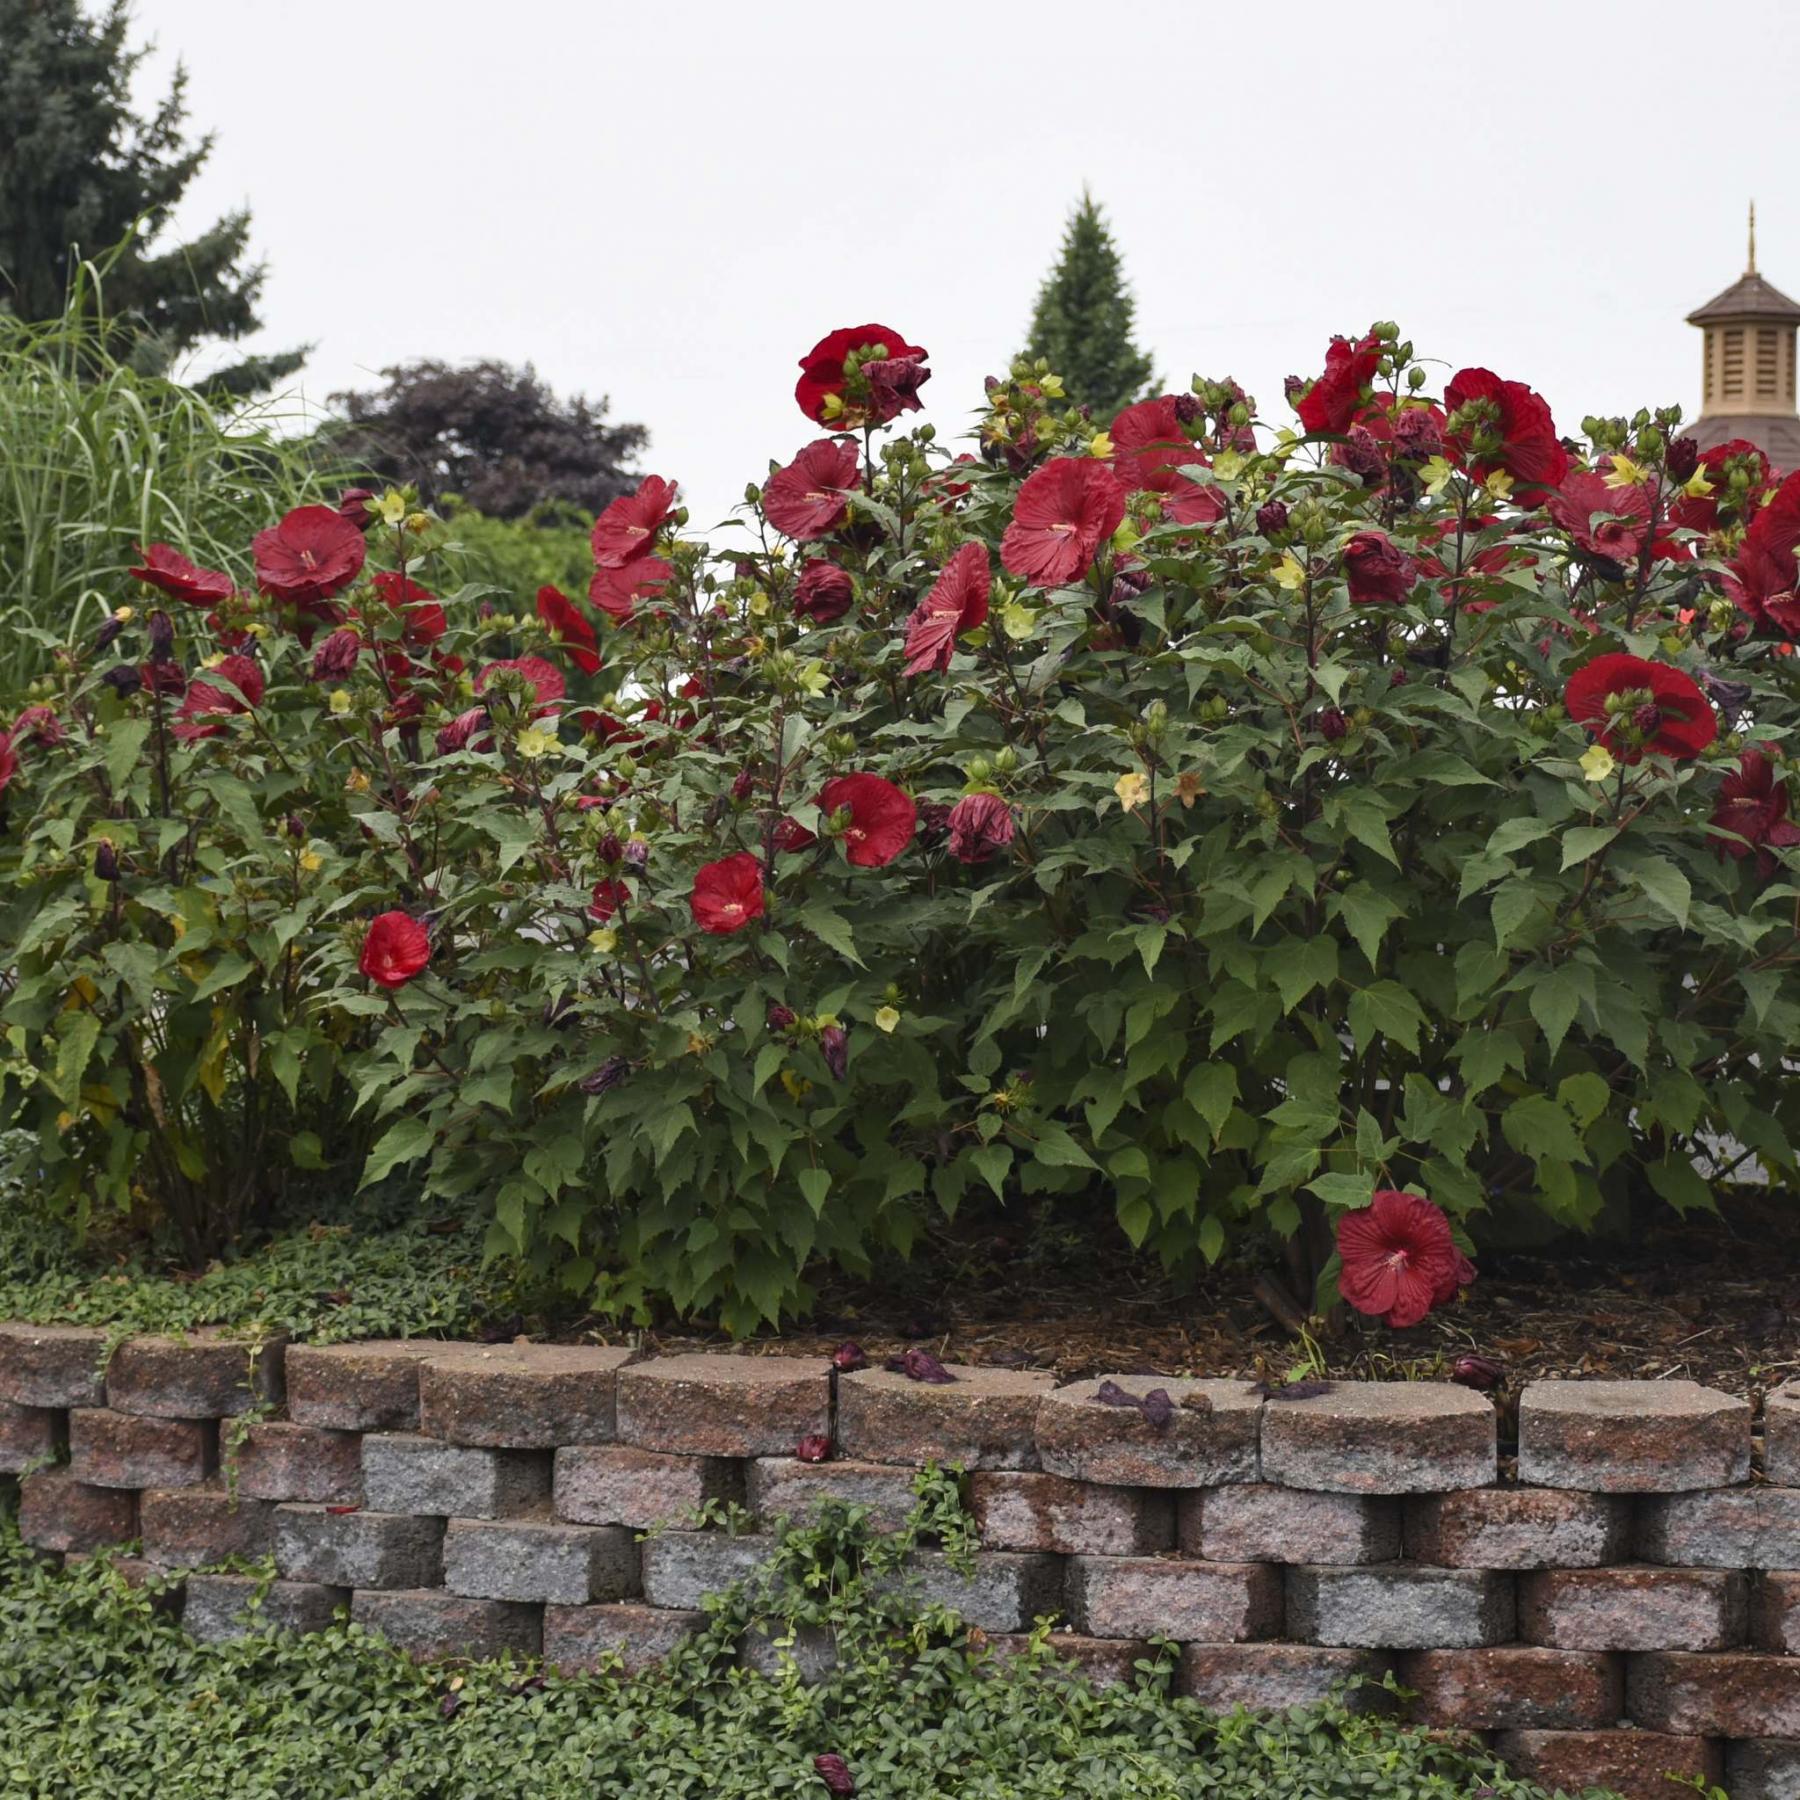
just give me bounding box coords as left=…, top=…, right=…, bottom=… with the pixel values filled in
left=12, top=705, right=64, bottom=750
left=1336, top=1190, right=1469, bottom=1329
left=252, top=506, right=367, bottom=605
left=129, top=544, right=235, bottom=608
left=1110, top=395, right=1222, bottom=525
left=1444, top=368, right=1570, bottom=493
left=536, top=585, right=600, bottom=675
left=793, top=560, right=854, bottom=624
left=588, top=556, right=673, bottom=625
left=947, top=792, right=1015, bottom=864
left=1564, top=652, right=1717, bottom=764
left=1342, top=530, right=1418, bottom=605
left=902, top=542, right=991, bottom=676
left=1000, top=458, right=1127, bottom=589
left=1668, top=439, right=1774, bottom=537
left=1709, top=748, right=1800, bottom=875
left=170, top=654, right=264, bottom=741
left=795, top=324, right=930, bottom=427
left=762, top=438, right=861, bottom=541
left=476, top=654, right=565, bottom=713
left=1723, top=471, right=1800, bottom=637
left=359, top=911, right=431, bottom=988
left=435, top=707, right=490, bottom=756
left=1546, top=466, right=1654, bottom=567
left=818, top=772, right=916, bottom=868
left=587, top=878, right=631, bottom=922
left=690, top=852, right=765, bottom=935
left=1294, top=334, right=1382, bottom=436
left=591, top=475, right=679, bottom=569
left=773, top=816, right=818, bottom=855
left=369, top=571, right=446, bottom=645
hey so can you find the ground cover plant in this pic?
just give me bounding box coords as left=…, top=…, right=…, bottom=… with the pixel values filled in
left=0, top=1492, right=1607, bottom=1800
left=6, top=316, right=1800, bottom=1333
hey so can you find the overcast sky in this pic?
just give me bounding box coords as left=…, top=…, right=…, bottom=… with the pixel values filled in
left=134, top=0, right=1800, bottom=531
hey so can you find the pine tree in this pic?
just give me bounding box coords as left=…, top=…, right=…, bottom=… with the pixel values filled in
left=0, top=0, right=303, bottom=393
left=1021, top=191, right=1156, bottom=422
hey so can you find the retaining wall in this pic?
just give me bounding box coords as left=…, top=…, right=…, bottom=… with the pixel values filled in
left=5, top=1324, right=1800, bottom=1800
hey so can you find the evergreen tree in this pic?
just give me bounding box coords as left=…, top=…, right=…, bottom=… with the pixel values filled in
left=0, top=0, right=302, bottom=393
left=1021, top=191, right=1156, bottom=422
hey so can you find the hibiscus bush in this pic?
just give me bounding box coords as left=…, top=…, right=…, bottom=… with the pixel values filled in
left=7, top=317, right=1800, bottom=1329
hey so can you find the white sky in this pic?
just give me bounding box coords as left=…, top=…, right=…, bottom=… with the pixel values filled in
left=133, top=0, right=1800, bottom=532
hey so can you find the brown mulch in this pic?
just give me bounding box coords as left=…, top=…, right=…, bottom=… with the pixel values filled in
left=597, top=1193, right=1800, bottom=1406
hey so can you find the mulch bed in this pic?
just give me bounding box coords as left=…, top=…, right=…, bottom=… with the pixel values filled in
left=611, top=1193, right=1800, bottom=1405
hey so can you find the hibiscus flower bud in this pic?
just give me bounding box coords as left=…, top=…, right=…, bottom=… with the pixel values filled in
left=1172, top=392, right=1202, bottom=426
left=830, top=1340, right=869, bottom=1372
left=338, top=486, right=377, bottom=531
left=286, top=814, right=305, bottom=840
left=767, top=1004, right=797, bottom=1032
left=731, top=769, right=756, bottom=800
left=947, top=793, right=1016, bottom=865
left=1451, top=1353, right=1505, bottom=1392
left=813, top=1754, right=856, bottom=1796
left=622, top=839, right=649, bottom=872
left=1665, top=436, right=1700, bottom=483
left=101, top=663, right=142, bottom=698
left=578, top=1056, right=630, bottom=1097
left=820, top=1023, right=849, bottom=1081
left=312, top=628, right=361, bottom=682
left=598, top=833, right=624, bottom=865
left=1255, top=500, right=1289, bottom=537
left=1316, top=706, right=1349, bottom=742
left=93, top=840, right=120, bottom=882
left=795, top=1433, right=832, bottom=1464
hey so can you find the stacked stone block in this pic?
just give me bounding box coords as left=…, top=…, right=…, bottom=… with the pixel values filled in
left=10, top=1324, right=1800, bottom=1798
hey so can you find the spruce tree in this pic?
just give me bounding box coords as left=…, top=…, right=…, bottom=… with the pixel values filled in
left=1021, top=191, right=1156, bottom=422
left=0, top=0, right=302, bottom=393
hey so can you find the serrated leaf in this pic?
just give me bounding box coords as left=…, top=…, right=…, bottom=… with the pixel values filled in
left=797, top=1167, right=831, bottom=1215
left=1625, top=856, right=1691, bottom=929
left=1347, top=980, right=1427, bottom=1054
left=360, top=1116, right=435, bottom=1187
left=971, top=1143, right=1012, bottom=1201
left=1560, top=825, right=1620, bottom=869
left=1501, top=1094, right=1585, bottom=1166
left=1183, top=1063, right=1239, bottom=1143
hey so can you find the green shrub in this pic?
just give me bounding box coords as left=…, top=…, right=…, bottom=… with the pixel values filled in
left=0, top=287, right=345, bottom=693
left=4, top=319, right=1797, bottom=1330
left=437, top=495, right=602, bottom=599
left=0, top=1493, right=1601, bottom=1800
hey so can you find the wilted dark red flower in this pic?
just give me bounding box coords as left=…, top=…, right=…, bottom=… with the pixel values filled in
left=435, top=706, right=489, bottom=755
left=12, top=705, right=63, bottom=749
left=1256, top=499, right=1289, bottom=537
left=946, top=792, right=1015, bottom=864
left=140, top=661, right=185, bottom=697
left=93, top=839, right=120, bottom=882
left=1444, top=367, right=1570, bottom=492
left=1668, top=439, right=1774, bottom=537
left=591, top=475, right=679, bottom=569
left=170, top=654, right=264, bottom=741
left=813, top=1753, right=857, bottom=1797
left=1331, top=423, right=1390, bottom=489
left=1294, top=334, right=1382, bottom=435
left=588, top=555, right=673, bottom=625
left=0, top=732, right=16, bottom=796
left=369, top=571, right=446, bottom=645
left=793, top=559, right=854, bottom=624
left=1564, top=653, right=1717, bottom=764
left=312, top=628, right=361, bottom=681
left=902, top=542, right=991, bottom=675
left=337, top=486, right=376, bottom=530
left=830, top=1340, right=868, bottom=1373
left=763, top=438, right=861, bottom=541
left=578, top=1056, right=630, bottom=1097
left=359, top=911, right=431, bottom=988
left=587, top=878, right=631, bottom=922
left=1336, top=1190, right=1466, bottom=1329
left=819, top=1022, right=849, bottom=1080
left=1547, top=467, right=1653, bottom=567
left=796, top=1433, right=832, bottom=1464
left=767, top=1004, right=797, bottom=1032
left=795, top=324, right=929, bottom=427
left=535, top=585, right=600, bottom=675
left=253, top=505, right=367, bottom=604
left=885, top=1346, right=954, bottom=1383
left=690, top=852, right=765, bottom=935
left=1316, top=706, right=1349, bottom=742
left=476, top=654, right=566, bottom=714
left=818, top=773, right=916, bottom=868
left=1000, top=458, right=1127, bottom=588
left=1342, top=530, right=1418, bottom=605
left=1710, top=748, right=1800, bottom=875
left=1451, top=1354, right=1505, bottom=1392
left=129, top=543, right=235, bottom=607
left=101, top=663, right=143, bottom=697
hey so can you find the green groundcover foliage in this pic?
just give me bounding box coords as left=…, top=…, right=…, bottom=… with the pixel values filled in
left=0, top=1489, right=1608, bottom=1800
left=5, top=317, right=1800, bottom=1333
